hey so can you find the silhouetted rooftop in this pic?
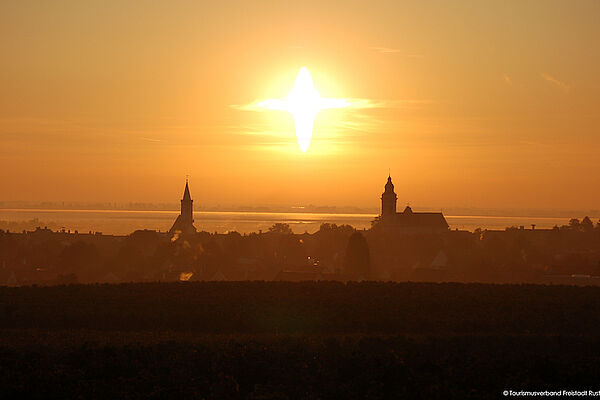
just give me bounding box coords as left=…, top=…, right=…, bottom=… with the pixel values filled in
left=395, top=209, right=449, bottom=228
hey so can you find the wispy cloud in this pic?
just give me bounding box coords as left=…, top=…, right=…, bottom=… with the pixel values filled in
left=371, top=46, right=401, bottom=54
left=231, top=99, right=429, bottom=112
left=370, top=47, right=424, bottom=58
left=540, top=73, right=570, bottom=92
left=141, top=137, right=163, bottom=143
left=503, top=73, right=512, bottom=86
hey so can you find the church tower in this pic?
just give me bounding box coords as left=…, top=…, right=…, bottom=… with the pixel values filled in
left=169, top=180, right=196, bottom=234
left=180, top=180, right=193, bottom=223
left=381, top=175, right=397, bottom=219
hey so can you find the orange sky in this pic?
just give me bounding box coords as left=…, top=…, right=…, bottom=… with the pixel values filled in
left=1, top=1, right=599, bottom=210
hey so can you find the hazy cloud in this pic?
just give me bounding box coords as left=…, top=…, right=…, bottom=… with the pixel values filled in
left=540, top=73, right=570, bottom=92
left=232, top=99, right=429, bottom=112
left=141, top=137, right=163, bottom=143
left=503, top=73, right=513, bottom=86
left=371, top=46, right=401, bottom=54
left=370, top=47, right=424, bottom=58
left=229, top=97, right=432, bottom=150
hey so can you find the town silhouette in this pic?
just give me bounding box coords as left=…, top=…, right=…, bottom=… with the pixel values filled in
left=2, top=175, right=599, bottom=286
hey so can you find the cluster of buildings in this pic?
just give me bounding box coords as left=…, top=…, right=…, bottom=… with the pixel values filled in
left=6, top=175, right=597, bottom=287
left=167, top=174, right=451, bottom=236
left=378, top=175, right=449, bottom=234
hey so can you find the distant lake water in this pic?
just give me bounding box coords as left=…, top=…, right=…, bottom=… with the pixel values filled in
left=0, top=208, right=578, bottom=236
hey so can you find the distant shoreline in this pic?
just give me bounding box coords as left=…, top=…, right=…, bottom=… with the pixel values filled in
left=0, top=208, right=591, bottom=236
left=0, top=206, right=597, bottom=220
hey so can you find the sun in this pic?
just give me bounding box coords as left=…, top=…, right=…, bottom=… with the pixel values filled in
left=253, top=67, right=350, bottom=152
left=287, top=67, right=323, bottom=152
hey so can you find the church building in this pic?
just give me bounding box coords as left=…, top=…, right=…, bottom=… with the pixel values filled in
left=379, top=175, right=449, bottom=234
left=169, top=180, right=197, bottom=234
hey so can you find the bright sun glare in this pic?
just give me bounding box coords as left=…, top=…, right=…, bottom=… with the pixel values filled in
left=256, top=67, right=349, bottom=152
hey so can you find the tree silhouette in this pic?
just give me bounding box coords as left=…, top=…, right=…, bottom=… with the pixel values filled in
left=569, top=218, right=581, bottom=229
left=343, top=231, right=370, bottom=278
left=581, top=216, right=594, bottom=232
left=268, top=223, right=293, bottom=235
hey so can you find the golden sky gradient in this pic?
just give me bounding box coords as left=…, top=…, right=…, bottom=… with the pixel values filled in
left=1, top=1, right=599, bottom=210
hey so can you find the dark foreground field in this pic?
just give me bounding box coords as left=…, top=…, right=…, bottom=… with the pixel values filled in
left=2, top=281, right=600, bottom=399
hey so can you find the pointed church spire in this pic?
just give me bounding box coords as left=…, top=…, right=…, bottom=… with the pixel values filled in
left=170, top=178, right=196, bottom=234
left=183, top=179, right=191, bottom=201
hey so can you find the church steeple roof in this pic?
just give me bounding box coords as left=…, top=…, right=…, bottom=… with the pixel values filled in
left=182, top=180, right=191, bottom=201
left=170, top=179, right=196, bottom=235
left=384, top=174, right=395, bottom=192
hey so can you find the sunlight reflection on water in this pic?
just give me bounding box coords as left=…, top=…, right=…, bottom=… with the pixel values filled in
left=0, top=209, right=574, bottom=235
